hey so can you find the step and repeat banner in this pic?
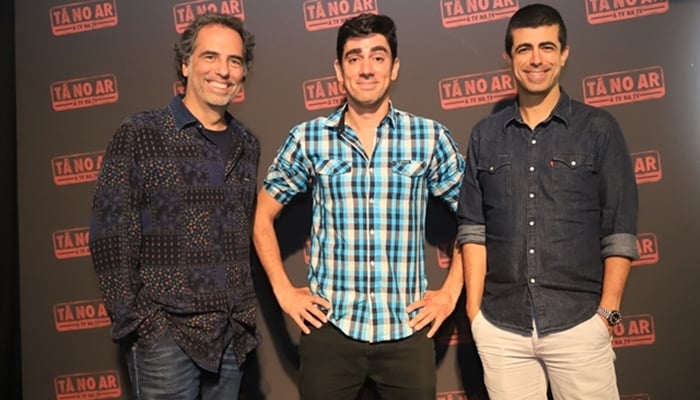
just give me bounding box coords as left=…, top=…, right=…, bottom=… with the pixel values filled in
left=16, top=0, right=698, bottom=399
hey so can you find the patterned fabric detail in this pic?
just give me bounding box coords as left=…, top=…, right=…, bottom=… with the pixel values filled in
left=90, top=96, right=259, bottom=371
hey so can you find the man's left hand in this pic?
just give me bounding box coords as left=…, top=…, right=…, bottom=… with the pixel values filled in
left=407, top=289, right=456, bottom=338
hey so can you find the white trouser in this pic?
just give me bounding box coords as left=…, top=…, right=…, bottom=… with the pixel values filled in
left=471, top=311, right=619, bottom=400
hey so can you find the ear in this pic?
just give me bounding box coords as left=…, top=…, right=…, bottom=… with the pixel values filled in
left=502, top=51, right=512, bottom=66
left=390, top=57, right=400, bottom=81
left=334, top=59, right=343, bottom=84
left=560, top=45, right=570, bottom=67
left=182, top=62, right=190, bottom=78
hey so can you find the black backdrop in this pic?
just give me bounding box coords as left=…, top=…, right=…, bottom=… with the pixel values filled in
left=1, top=0, right=21, bottom=398
left=10, top=1, right=700, bottom=399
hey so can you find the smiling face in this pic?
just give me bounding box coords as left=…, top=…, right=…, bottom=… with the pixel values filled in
left=506, top=24, right=569, bottom=102
left=334, top=33, right=399, bottom=112
left=181, top=23, right=245, bottom=115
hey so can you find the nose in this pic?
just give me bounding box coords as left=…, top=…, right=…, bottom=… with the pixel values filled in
left=215, top=58, right=230, bottom=77
left=359, top=58, right=373, bottom=78
left=529, top=49, right=542, bottom=65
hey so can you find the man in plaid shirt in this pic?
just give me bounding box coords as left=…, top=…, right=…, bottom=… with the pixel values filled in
left=253, top=13, right=465, bottom=400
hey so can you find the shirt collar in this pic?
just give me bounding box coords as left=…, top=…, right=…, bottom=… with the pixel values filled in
left=504, top=87, right=572, bottom=129
left=168, top=95, right=234, bottom=132
left=327, top=101, right=398, bottom=133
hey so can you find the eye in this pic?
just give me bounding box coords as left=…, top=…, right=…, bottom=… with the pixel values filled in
left=229, top=58, right=243, bottom=68
left=373, top=55, right=385, bottom=62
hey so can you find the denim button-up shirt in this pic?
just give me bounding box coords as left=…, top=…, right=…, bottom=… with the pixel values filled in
left=456, top=91, right=639, bottom=335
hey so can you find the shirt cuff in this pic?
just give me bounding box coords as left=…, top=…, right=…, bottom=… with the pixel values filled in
left=601, top=233, right=639, bottom=260
left=456, top=225, right=485, bottom=246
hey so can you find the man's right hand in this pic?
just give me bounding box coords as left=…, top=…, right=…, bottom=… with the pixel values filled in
left=275, top=286, right=331, bottom=334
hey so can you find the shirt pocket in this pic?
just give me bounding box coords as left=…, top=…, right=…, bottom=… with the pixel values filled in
left=390, top=160, right=427, bottom=177
left=316, top=159, right=352, bottom=175
left=477, top=155, right=512, bottom=207
left=550, top=153, right=598, bottom=200
left=315, top=159, right=352, bottom=190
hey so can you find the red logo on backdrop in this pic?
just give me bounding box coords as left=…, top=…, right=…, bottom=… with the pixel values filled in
left=303, top=0, right=379, bottom=32
left=173, top=81, right=245, bottom=103
left=53, top=227, right=90, bottom=260
left=585, top=0, right=669, bottom=25
left=633, top=233, right=659, bottom=266
left=437, top=391, right=470, bottom=400
left=633, top=150, right=662, bottom=184
left=436, top=241, right=454, bottom=269
left=50, top=74, right=119, bottom=111
left=49, top=0, right=118, bottom=36
left=612, top=314, right=655, bottom=348
left=622, top=395, right=651, bottom=400
left=52, top=151, right=104, bottom=186
left=55, top=370, right=121, bottom=400
left=54, top=299, right=111, bottom=332
left=582, top=66, right=665, bottom=107
left=440, top=0, right=519, bottom=28
left=303, top=76, right=346, bottom=111
left=173, top=0, right=245, bottom=33
left=439, top=69, right=516, bottom=110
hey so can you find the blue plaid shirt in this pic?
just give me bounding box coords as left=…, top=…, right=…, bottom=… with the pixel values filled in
left=264, top=103, right=465, bottom=342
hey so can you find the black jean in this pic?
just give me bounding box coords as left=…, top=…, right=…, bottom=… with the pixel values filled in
left=299, top=323, right=436, bottom=400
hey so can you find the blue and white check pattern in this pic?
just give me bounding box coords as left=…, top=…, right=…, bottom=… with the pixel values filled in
left=264, top=104, right=464, bottom=342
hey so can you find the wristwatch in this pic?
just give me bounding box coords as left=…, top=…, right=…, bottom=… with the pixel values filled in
left=597, top=306, right=622, bottom=327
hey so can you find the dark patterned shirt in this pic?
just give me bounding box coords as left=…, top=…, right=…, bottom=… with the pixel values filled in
left=89, top=96, right=259, bottom=372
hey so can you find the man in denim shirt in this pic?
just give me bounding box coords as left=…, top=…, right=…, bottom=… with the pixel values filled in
left=456, top=4, right=639, bottom=399
left=90, top=13, right=258, bottom=400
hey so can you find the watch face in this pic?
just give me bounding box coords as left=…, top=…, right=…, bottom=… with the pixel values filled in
left=608, top=311, right=623, bottom=326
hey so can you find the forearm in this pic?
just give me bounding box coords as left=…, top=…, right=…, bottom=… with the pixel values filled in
left=439, top=244, right=464, bottom=302
left=462, top=243, right=486, bottom=320
left=599, top=256, right=632, bottom=310
left=252, top=190, right=294, bottom=294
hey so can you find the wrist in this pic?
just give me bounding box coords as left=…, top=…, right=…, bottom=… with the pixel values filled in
left=596, top=306, right=622, bottom=327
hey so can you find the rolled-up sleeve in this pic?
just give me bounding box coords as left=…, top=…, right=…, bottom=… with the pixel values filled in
left=456, top=126, right=486, bottom=246
left=597, top=116, right=639, bottom=260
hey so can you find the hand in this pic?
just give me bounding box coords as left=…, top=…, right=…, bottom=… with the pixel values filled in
left=275, top=285, right=331, bottom=334
left=406, top=289, right=457, bottom=338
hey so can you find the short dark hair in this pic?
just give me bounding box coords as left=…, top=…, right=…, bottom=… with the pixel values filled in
left=505, top=4, right=567, bottom=55
left=174, top=12, right=255, bottom=86
left=336, top=13, right=397, bottom=61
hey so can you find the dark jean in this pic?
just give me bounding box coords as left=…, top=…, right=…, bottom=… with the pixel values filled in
left=126, top=331, right=242, bottom=400
left=299, top=323, right=436, bottom=400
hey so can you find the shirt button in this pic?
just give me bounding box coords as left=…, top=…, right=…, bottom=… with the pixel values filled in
left=529, top=221, right=535, bottom=226
left=529, top=193, right=535, bottom=199
left=370, top=291, right=375, bottom=298
left=529, top=249, right=535, bottom=254
left=531, top=139, right=537, bottom=145
left=370, top=260, right=375, bottom=267
left=369, top=168, right=374, bottom=174
left=529, top=166, right=535, bottom=172
left=489, top=166, right=495, bottom=172
left=369, top=197, right=374, bottom=204
left=530, top=278, right=536, bottom=284
left=570, top=161, right=577, bottom=166
left=369, top=229, right=375, bottom=236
